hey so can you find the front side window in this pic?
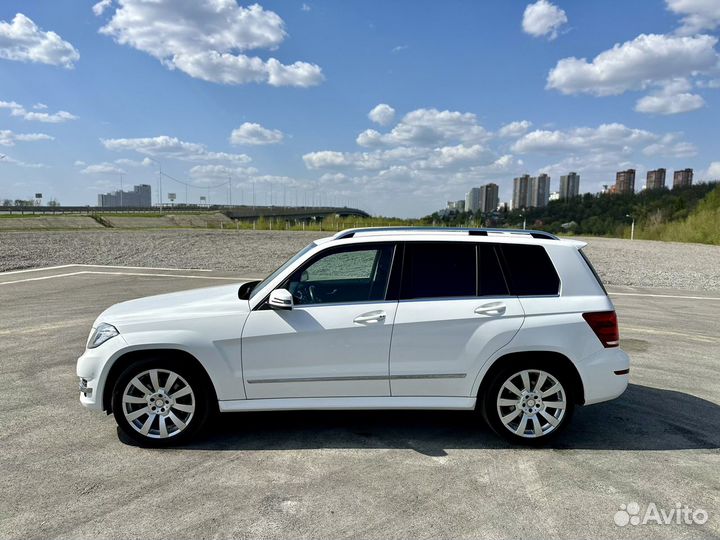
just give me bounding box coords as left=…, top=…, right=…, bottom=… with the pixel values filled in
left=400, top=242, right=476, bottom=299
left=285, top=244, right=395, bottom=305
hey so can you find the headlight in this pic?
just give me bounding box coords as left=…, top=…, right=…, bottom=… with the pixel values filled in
left=87, top=323, right=119, bottom=349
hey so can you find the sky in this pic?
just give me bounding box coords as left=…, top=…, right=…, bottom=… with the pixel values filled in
left=0, top=0, right=719, bottom=217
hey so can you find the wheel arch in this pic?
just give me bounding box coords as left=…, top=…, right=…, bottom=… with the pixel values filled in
left=476, top=351, right=585, bottom=406
left=102, top=348, right=218, bottom=414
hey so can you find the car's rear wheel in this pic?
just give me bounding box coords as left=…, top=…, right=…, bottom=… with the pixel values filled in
left=112, top=357, right=211, bottom=447
left=482, top=363, right=574, bottom=445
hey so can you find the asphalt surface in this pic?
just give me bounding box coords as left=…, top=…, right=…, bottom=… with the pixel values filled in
left=0, top=265, right=718, bottom=539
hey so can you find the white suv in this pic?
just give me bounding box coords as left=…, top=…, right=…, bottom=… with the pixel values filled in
left=77, top=227, right=629, bottom=446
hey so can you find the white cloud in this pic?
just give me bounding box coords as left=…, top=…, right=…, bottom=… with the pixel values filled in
left=92, top=0, right=113, bottom=16
left=498, top=120, right=533, bottom=138
left=705, top=161, right=720, bottom=179
left=80, top=162, right=125, bottom=175
left=522, top=0, right=568, bottom=39
left=0, top=153, right=46, bottom=168
left=230, top=122, right=284, bottom=145
left=0, top=99, right=77, bottom=123
left=667, top=0, right=720, bottom=35
left=115, top=157, right=153, bottom=167
left=189, top=164, right=259, bottom=181
left=32, top=103, right=47, bottom=110
left=101, top=135, right=252, bottom=163
left=0, top=13, right=79, bottom=68
left=97, top=0, right=323, bottom=87
left=358, top=107, right=491, bottom=147
left=547, top=33, right=719, bottom=96
left=512, top=123, right=664, bottom=153
left=635, top=78, right=706, bottom=115
left=512, top=123, right=697, bottom=158
left=368, top=104, right=396, bottom=126
left=642, top=134, right=698, bottom=157
left=301, top=3, right=311, bottom=12
left=697, top=78, right=720, bottom=88
left=391, top=44, right=409, bottom=53
left=0, top=129, right=54, bottom=146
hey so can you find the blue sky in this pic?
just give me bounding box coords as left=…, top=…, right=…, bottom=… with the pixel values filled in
left=0, top=0, right=718, bottom=216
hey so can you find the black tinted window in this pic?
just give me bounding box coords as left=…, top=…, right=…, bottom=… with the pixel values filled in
left=401, top=242, right=476, bottom=299
left=499, top=244, right=559, bottom=296
left=478, top=244, right=509, bottom=296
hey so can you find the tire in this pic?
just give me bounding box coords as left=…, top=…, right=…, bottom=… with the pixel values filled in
left=481, top=361, right=575, bottom=446
left=111, top=356, right=213, bottom=447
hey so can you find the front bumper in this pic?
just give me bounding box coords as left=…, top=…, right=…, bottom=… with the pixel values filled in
left=577, top=347, right=630, bottom=405
left=76, top=334, right=128, bottom=411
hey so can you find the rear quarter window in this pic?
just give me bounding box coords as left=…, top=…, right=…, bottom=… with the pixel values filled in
left=498, top=244, right=560, bottom=296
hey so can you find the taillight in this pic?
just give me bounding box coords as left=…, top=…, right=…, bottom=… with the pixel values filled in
left=582, top=311, right=619, bottom=348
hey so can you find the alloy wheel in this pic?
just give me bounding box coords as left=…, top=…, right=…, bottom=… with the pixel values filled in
left=121, top=368, right=195, bottom=439
left=496, top=369, right=567, bottom=438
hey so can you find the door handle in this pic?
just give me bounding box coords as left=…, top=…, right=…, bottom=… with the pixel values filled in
left=354, top=310, right=387, bottom=324
left=474, top=302, right=506, bottom=316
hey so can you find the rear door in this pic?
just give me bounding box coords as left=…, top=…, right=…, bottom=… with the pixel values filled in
left=389, top=241, right=524, bottom=397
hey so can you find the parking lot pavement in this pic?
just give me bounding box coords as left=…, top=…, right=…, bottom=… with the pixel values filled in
left=0, top=266, right=718, bottom=539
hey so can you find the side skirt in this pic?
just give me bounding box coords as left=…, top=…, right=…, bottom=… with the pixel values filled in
left=218, top=396, right=476, bottom=413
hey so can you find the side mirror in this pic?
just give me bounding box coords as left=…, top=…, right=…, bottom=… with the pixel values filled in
left=268, top=289, right=293, bottom=310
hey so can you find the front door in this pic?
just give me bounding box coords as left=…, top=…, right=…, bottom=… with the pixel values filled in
left=242, top=243, right=397, bottom=399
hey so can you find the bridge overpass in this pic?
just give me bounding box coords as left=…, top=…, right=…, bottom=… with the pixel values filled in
left=0, top=204, right=370, bottom=221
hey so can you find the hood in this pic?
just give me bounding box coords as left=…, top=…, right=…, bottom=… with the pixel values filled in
left=95, top=282, right=250, bottom=329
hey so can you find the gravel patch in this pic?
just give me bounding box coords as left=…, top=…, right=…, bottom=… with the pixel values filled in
left=1, top=230, right=718, bottom=291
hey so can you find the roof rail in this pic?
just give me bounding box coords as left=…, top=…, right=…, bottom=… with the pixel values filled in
left=333, top=226, right=559, bottom=241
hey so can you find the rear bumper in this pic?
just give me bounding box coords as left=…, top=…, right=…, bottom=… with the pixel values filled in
left=577, top=347, right=630, bottom=405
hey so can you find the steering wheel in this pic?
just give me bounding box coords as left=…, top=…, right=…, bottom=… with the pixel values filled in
left=308, top=284, right=319, bottom=303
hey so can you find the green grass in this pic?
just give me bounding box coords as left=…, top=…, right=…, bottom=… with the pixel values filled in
left=635, top=184, right=720, bottom=244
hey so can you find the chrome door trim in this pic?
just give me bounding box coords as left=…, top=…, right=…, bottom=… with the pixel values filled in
left=246, top=373, right=466, bottom=384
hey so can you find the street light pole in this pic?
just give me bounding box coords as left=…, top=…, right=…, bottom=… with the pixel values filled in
left=626, top=214, right=635, bottom=240
left=146, top=157, right=162, bottom=210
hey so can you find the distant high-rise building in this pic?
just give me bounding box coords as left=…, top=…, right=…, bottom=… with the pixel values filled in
left=465, top=187, right=481, bottom=213
left=98, top=184, right=152, bottom=207
left=673, top=168, right=693, bottom=188
left=512, top=174, right=531, bottom=210
left=646, top=168, right=666, bottom=190
left=478, top=182, right=499, bottom=213
left=615, top=169, right=636, bottom=194
left=530, top=174, right=551, bottom=208
left=559, top=172, right=580, bottom=199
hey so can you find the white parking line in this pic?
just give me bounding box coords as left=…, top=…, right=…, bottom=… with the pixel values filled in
left=0, top=271, right=246, bottom=286
left=609, top=292, right=720, bottom=301
left=0, top=264, right=213, bottom=275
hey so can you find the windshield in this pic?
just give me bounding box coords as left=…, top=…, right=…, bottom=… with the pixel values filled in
left=249, top=242, right=317, bottom=300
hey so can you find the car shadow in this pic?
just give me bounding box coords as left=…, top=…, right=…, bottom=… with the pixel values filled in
left=121, top=384, right=720, bottom=454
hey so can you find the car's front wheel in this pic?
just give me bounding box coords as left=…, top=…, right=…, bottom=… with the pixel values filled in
left=112, top=357, right=211, bottom=447
left=482, top=363, right=574, bottom=445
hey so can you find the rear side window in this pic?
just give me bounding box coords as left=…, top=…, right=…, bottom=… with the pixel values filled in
left=401, top=242, right=476, bottom=299
left=579, top=249, right=607, bottom=295
left=499, top=244, right=560, bottom=296
left=478, top=244, right=509, bottom=296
